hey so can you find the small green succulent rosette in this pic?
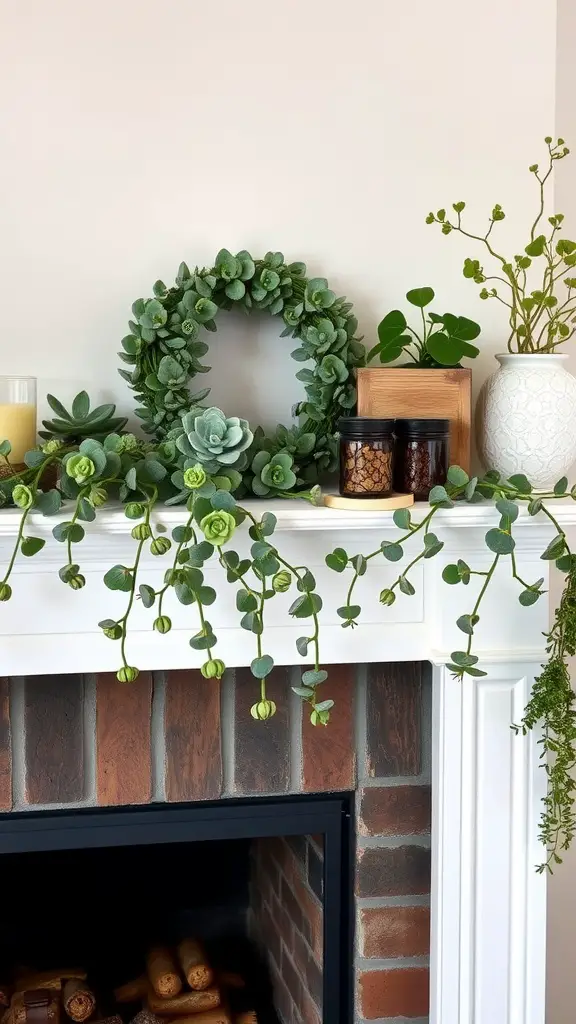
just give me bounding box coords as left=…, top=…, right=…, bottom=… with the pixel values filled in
left=251, top=451, right=296, bottom=496
left=200, top=509, right=237, bottom=546
left=177, top=407, right=253, bottom=473
left=65, top=454, right=96, bottom=485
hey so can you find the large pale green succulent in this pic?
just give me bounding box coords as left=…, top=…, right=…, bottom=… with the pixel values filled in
left=177, top=406, right=253, bottom=473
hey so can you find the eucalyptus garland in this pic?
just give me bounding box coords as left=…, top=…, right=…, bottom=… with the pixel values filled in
left=0, top=430, right=575, bottom=870
left=120, top=250, right=365, bottom=493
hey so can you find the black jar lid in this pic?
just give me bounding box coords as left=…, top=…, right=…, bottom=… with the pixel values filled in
left=338, top=416, right=395, bottom=439
left=394, top=418, right=450, bottom=438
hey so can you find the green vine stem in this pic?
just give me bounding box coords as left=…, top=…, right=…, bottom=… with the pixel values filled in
left=115, top=488, right=158, bottom=681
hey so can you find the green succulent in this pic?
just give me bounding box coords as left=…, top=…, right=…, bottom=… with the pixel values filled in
left=183, top=464, right=207, bottom=490
left=40, top=391, right=127, bottom=442
left=12, top=484, right=34, bottom=509
left=251, top=450, right=297, bottom=496
left=177, top=407, right=253, bottom=473
left=200, top=509, right=237, bottom=546
left=65, top=454, right=96, bottom=484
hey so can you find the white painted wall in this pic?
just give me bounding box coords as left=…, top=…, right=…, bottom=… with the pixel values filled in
left=0, top=0, right=557, bottom=437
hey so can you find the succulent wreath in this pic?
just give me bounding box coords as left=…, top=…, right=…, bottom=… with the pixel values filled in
left=119, top=250, right=365, bottom=496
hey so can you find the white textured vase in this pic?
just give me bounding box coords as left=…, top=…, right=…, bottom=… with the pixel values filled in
left=477, top=353, right=576, bottom=488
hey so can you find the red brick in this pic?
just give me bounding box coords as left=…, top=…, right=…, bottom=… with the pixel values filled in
left=293, top=930, right=322, bottom=1006
left=164, top=670, right=222, bottom=801
left=359, top=785, right=431, bottom=836
left=0, top=679, right=11, bottom=809
left=281, top=945, right=303, bottom=1007
left=359, top=967, right=429, bottom=1018
left=302, top=664, right=355, bottom=791
left=360, top=906, right=430, bottom=958
left=299, top=989, right=321, bottom=1024
left=234, top=667, right=290, bottom=794
left=24, top=674, right=84, bottom=804
left=96, top=672, right=152, bottom=805
left=366, top=663, right=423, bottom=776
left=356, top=845, right=430, bottom=897
left=292, top=874, right=323, bottom=960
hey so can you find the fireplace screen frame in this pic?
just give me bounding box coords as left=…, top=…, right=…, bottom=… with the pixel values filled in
left=0, top=793, right=353, bottom=1024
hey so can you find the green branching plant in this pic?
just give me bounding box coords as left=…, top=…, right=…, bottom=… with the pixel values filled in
left=427, top=137, right=576, bottom=352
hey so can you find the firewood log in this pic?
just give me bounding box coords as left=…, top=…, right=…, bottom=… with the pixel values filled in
left=114, top=977, right=148, bottom=1004
left=146, top=950, right=182, bottom=999
left=177, top=940, right=214, bottom=992
left=129, top=1011, right=161, bottom=1024
left=147, top=989, right=220, bottom=1016
left=63, top=980, right=96, bottom=1023
left=167, top=1013, right=230, bottom=1024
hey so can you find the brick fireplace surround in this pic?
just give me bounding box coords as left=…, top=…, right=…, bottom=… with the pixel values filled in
left=0, top=663, right=431, bottom=1023
left=0, top=497, right=566, bottom=1024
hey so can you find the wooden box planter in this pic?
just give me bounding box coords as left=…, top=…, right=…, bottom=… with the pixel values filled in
left=356, top=367, right=472, bottom=473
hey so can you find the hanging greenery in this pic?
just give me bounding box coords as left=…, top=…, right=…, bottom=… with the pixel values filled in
left=0, top=242, right=575, bottom=871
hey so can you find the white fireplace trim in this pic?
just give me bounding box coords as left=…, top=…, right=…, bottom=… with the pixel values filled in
left=1, top=497, right=573, bottom=1024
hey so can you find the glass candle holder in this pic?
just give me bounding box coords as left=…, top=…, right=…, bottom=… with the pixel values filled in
left=0, top=377, right=37, bottom=468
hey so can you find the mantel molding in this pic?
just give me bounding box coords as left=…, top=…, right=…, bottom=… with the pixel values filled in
left=1, top=495, right=575, bottom=536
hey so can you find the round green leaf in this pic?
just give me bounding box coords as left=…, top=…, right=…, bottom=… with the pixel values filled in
left=104, top=564, right=133, bottom=592
left=381, top=542, right=403, bottom=562
left=447, top=465, right=469, bottom=487
left=541, top=534, right=566, bottom=560
left=302, top=669, right=328, bottom=686
left=442, top=563, right=461, bottom=584
left=485, top=528, right=515, bottom=555
left=406, top=286, right=434, bottom=308
left=21, top=536, right=45, bottom=557
left=457, top=613, right=479, bottom=635
left=139, top=584, right=156, bottom=608
left=251, top=655, right=274, bottom=679
left=326, top=548, right=348, bottom=572
left=337, top=604, right=361, bottom=619
left=393, top=508, right=411, bottom=529
left=495, top=498, right=519, bottom=523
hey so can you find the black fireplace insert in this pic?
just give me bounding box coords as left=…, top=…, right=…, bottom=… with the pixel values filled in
left=0, top=793, right=353, bottom=1024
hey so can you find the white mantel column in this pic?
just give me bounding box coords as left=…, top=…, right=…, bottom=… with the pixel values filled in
left=431, top=661, right=546, bottom=1024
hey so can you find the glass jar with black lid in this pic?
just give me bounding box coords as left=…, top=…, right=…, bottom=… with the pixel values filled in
left=338, top=417, right=395, bottom=498
left=393, top=418, right=449, bottom=500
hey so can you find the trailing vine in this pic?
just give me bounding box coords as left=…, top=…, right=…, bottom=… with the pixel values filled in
left=0, top=240, right=574, bottom=870
left=326, top=465, right=576, bottom=871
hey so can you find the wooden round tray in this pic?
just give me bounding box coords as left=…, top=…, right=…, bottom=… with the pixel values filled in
left=323, top=492, right=414, bottom=511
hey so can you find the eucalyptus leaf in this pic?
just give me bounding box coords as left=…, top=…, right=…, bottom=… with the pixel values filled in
left=251, top=655, right=274, bottom=679
left=21, top=536, right=45, bottom=557
left=485, top=528, right=515, bottom=555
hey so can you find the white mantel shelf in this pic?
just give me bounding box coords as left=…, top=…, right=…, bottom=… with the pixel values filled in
left=0, top=496, right=568, bottom=1024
